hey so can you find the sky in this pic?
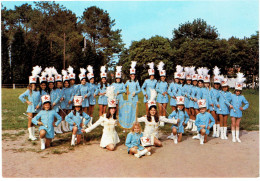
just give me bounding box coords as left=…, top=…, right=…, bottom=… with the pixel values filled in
left=1, top=0, right=259, bottom=48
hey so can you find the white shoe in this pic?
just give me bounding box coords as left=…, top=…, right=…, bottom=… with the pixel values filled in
left=31, top=127, right=37, bottom=140
left=191, top=121, right=197, bottom=132
left=173, top=135, right=178, bottom=144
left=146, top=152, right=151, bottom=156
left=216, top=124, right=220, bottom=138
left=167, top=133, right=174, bottom=139
left=71, top=134, right=76, bottom=146
left=200, top=135, right=204, bottom=145
left=61, top=121, right=68, bottom=132
left=139, top=149, right=149, bottom=157
left=212, top=124, right=217, bottom=137
left=236, top=130, right=241, bottom=143
left=56, top=123, right=63, bottom=134
left=134, top=153, right=141, bottom=158
left=232, top=130, right=236, bottom=142
left=40, top=138, right=45, bottom=150
left=185, top=121, right=191, bottom=130
left=28, top=127, right=37, bottom=141
left=192, top=134, right=201, bottom=140
left=65, top=121, right=71, bottom=132
left=223, top=127, right=228, bottom=139
left=220, top=127, right=224, bottom=140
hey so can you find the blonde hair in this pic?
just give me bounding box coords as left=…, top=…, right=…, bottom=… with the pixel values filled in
left=131, top=121, right=142, bottom=134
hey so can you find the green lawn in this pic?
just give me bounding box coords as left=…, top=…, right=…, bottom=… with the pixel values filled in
left=2, top=88, right=259, bottom=134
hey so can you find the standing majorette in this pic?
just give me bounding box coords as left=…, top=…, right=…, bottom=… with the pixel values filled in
left=142, top=62, right=157, bottom=114
left=201, top=67, right=212, bottom=111
left=65, top=96, right=91, bottom=146
left=189, top=68, right=198, bottom=131
left=68, top=66, right=79, bottom=105
left=78, top=68, right=90, bottom=114
left=32, top=95, right=62, bottom=150
left=125, top=61, right=141, bottom=102
left=54, top=71, right=63, bottom=134
left=195, top=99, right=215, bottom=145
left=95, top=66, right=110, bottom=116
left=217, top=75, right=232, bottom=140
left=38, top=68, right=48, bottom=108
left=19, top=65, right=42, bottom=141
left=87, top=65, right=97, bottom=127
left=168, top=96, right=189, bottom=144
left=155, top=61, right=168, bottom=126
left=210, top=66, right=221, bottom=137
left=112, top=66, right=126, bottom=109
left=60, top=69, right=73, bottom=132
left=228, top=73, right=249, bottom=143
left=82, top=86, right=120, bottom=151
left=183, top=66, right=193, bottom=130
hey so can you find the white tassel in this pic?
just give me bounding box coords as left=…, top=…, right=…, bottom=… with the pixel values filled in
left=45, top=67, right=52, bottom=78
left=202, top=67, right=209, bottom=76
left=176, top=65, right=183, bottom=73
left=131, top=61, right=137, bottom=69
left=157, top=61, right=165, bottom=71
left=80, top=68, right=87, bottom=75
left=31, top=65, right=42, bottom=77
left=116, top=66, right=122, bottom=73
left=213, top=66, right=220, bottom=76
left=184, top=67, right=190, bottom=76
left=190, top=66, right=196, bottom=75
left=87, top=65, right=93, bottom=74
left=50, top=67, right=58, bottom=76
left=67, top=66, right=74, bottom=74
left=236, top=72, right=246, bottom=84
left=197, top=67, right=203, bottom=76
left=41, top=70, right=47, bottom=77
left=62, top=69, right=68, bottom=76
left=100, top=66, right=106, bottom=73
left=147, top=62, right=154, bottom=69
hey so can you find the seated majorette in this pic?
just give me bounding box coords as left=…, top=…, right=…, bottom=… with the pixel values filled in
left=32, top=95, right=62, bottom=150
left=195, top=99, right=215, bottom=145
left=65, top=96, right=91, bottom=146
left=137, top=89, right=178, bottom=147
left=125, top=121, right=152, bottom=158
left=82, top=86, right=120, bottom=151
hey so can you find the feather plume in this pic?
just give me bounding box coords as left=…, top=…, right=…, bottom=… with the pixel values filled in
left=219, top=75, right=224, bottom=82
left=50, top=67, right=58, bottom=76
left=157, top=61, right=165, bottom=71
left=87, top=65, right=93, bottom=73
left=213, top=66, right=220, bottom=76
left=202, top=67, right=209, bottom=76
left=131, top=61, right=137, bottom=69
left=197, top=67, right=203, bottom=76
left=184, top=67, right=190, bottom=75
left=236, top=72, right=246, bottom=83
left=116, top=66, right=122, bottom=73
left=41, top=71, right=47, bottom=77
left=31, top=65, right=42, bottom=77
left=62, top=70, right=68, bottom=76
left=105, top=86, right=116, bottom=100
left=80, top=68, right=87, bottom=75
left=100, top=66, right=106, bottom=73
left=149, top=89, right=157, bottom=102
left=45, top=67, right=52, bottom=78
left=190, top=66, right=196, bottom=75
left=176, top=65, right=183, bottom=73
left=147, top=62, right=154, bottom=69
left=67, top=66, right=74, bottom=74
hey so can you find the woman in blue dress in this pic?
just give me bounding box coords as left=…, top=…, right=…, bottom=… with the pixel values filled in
left=189, top=73, right=198, bottom=131
left=78, top=68, right=89, bottom=114
left=141, top=62, right=157, bottom=115
left=54, top=73, right=63, bottom=134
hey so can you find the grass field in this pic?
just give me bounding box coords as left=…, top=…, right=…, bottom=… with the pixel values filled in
left=1, top=88, right=259, bottom=135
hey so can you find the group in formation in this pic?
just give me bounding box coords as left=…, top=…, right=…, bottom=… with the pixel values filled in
left=19, top=61, right=249, bottom=158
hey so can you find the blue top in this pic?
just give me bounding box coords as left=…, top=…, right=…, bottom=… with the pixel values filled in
left=88, top=83, right=98, bottom=105
left=19, top=90, right=41, bottom=113
left=49, top=89, right=61, bottom=112
left=156, top=81, right=169, bottom=103
left=112, top=82, right=126, bottom=104
left=125, top=132, right=144, bottom=152
left=227, top=94, right=249, bottom=118
left=65, top=111, right=91, bottom=134
left=60, top=87, right=74, bottom=110
left=167, top=82, right=179, bottom=106
left=125, top=80, right=141, bottom=102
left=210, top=88, right=220, bottom=111
left=141, top=79, right=157, bottom=103
left=202, top=87, right=212, bottom=110
left=32, top=110, right=62, bottom=139
left=95, top=83, right=110, bottom=105
left=78, top=84, right=90, bottom=107
left=216, top=90, right=232, bottom=115
left=168, top=110, right=189, bottom=133
left=195, top=112, right=215, bottom=135
left=182, top=84, right=192, bottom=108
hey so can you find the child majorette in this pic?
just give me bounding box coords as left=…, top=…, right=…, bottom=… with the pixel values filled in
left=32, top=95, right=62, bottom=150
left=137, top=89, right=178, bottom=147
left=125, top=61, right=141, bottom=102
left=19, top=66, right=42, bottom=141
left=68, top=66, right=79, bottom=103
left=65, top=96, right=91, bottom=146
left=168, top=65, right=182, bottom=112
left=60, top=70, right=73, bottom=132
left=156, top=61, right=168, bottom=126
left=78, top=68, right=89, bottom=114
left=141, top=62, right=157, bottom=115
left=95, top=66, right=109, bottom=116
left=210, top=66, right=222, bottom=137
left=168, top=96, right=189, bottom=144
left=228, top=73, right=249, bottom=143
left=112, top=66, right=126, bottom=110
left=87, top=65, right=97, bottom=126
left=195, top=99, right=215, bottom=145
left=190, top=70, right=199, bottom=132
left=183, top=66, right=194, bottom=130
left=125, top=121, right=152, bottom=158
left=216, top=75, right=232, bottom=140
left=82, top=86, right=120, bottom=151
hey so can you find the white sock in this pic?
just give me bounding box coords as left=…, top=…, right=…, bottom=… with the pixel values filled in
left=40, top=138, right=45, bottom=150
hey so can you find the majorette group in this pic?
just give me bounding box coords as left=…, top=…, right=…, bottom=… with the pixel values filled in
left=19, top=61, right=249, bottom=158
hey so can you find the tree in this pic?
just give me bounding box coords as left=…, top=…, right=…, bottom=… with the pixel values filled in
left=1, top=32, right=11, bottom=84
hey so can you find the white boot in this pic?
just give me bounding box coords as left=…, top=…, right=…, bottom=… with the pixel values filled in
left=173, top=134, right=178, bottom=144
left=220, top=127, right=224, bottom=140
left=56, top=122, right=63, bottom=134
left=54, top=126, right=58, bottom=133
left=191, top=121, right=197, bottom=132
left=61, top=121, right=68, bottom=132
left=232, top=130, right=236, bottom=142
left=223, top=127, right=228, bottom=139
left=40, top=138, right=45, bottom=150
left=139, top=149, right=149, bottom=157
left=65, top=121, right=71, bottom=132
left=185, top=120, right=191, bottom=130
left=28, top=127, right=36, bottom=141
left=200, top=135, right=204, bottom=145
left=71, top=134, right=76, bottom=146
left=167, top=133, right=174, bottom=139
left=188, top=120, right=193, bottom=129
left=134, top=150, right=141, bottom=158
left=192, top=133, right=201, bottom=140
left=31, top=127, right=37, bottom=140
left=212, top=124, right=217, bottom=137
left=88, top=117, right=93, bottom=127
left=236, top=130, right=241, bottom=143
left=216, top=124, right=220, bottom=138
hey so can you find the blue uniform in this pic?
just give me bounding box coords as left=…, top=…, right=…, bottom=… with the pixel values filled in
left=210, top=88, right=220, bottom=111
left=125, top=132, right=145, bottom=153
left=70, top=84, right=79, bottom=107
left=65, top=111, right=91, bottom=134
left=182, top=84, right=192, bottom=108
left=141, top=79, right=157, bottom=103
left=202, top=87, right=212, bottom=110
left=49, top=89, right=61, bottom=112
left=112, top=82, right=126, bottom=103
left=95, top=83, right=109, bottom=105
left=88, top=83, right=98, bottom=106
left=191, top=86, right=200, bottom=109
left=19, top=90, right=41, bottom=113
left=227, top=94, right=249, bottom=118
left=125, top=80, right=141, bottom=102
left=156, top=81, right=169, bottom=103
left=32, top=110, right=62, bottom=139
left=55, top=88, right=63, bottom=111
left=167, top=82, right=178, bottom=106
left=78, top=84, right=90, bottom=107
left=60, top=87, right=74, bottom=110
left=195, top=112, right=215, bottom=135
left=216, top=90, right=232, bottom=115
left=168, top=110, right=189, bottom=133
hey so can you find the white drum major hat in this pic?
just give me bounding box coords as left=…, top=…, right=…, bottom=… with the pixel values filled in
left=41, top=95, right=51, bottom=104
left=197, top=99, right=206, bottom=108
left=68, top=66, right=75, bottom=80
left=148, top=89, right=157, bottom=109
left=213, top=66, right=221, bottom=84
left=115, top=66, right=122, bottom=79
left=174, top=65, right=183, bottom=79
left=79, top=68, right=87, bottom=81
left=100, top=66, right=107, bottom=78
left=87, top=65, right=94, bottom=80
left=147, top=62, right=155, bottom=76
left=62, top=70, right=69, bottom=82
left=130, top=61, right=137, bottom=75
left=157, top=61, right=166, bottom=76
left=176, top=96, right=185, bottom=105
left=235, top=72, right=246, bottom=90
left=30, top=65, right=42, bottom=84
left=73, top=96, right=83, bottom=106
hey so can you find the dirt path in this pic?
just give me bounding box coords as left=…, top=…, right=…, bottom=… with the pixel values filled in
left=2, top=130, right=259, bottom=177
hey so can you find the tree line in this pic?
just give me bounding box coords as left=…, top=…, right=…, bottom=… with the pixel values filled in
left=1, top=2, right=258, bottom=88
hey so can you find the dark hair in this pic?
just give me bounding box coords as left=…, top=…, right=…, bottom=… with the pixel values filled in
left=73, top=106, right=83, bottom=116
left=46, top=82, right=56, bottom=94
left=100, top=79, right=109, bottom=89
left=234, top=89, right=242, bottom=94
left=115, top=78, right=122, bottom=83
left=222, top=86, right=229, bottom=91
left=106, top=107, right=117, bottom=119
left=39, top=82, right=47, bottom=95
left=147, top=106, right=159, bottom=122
left=63, top=80, right=70, bottom=87
left=185, top=79, right=192, bottom=84
left=42, top=102, right=52, bottom=110
left=198, top=80, right=204, bottom=84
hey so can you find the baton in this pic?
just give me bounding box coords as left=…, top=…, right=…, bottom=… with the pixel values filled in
left=23, top=113, right=48, bottom=128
